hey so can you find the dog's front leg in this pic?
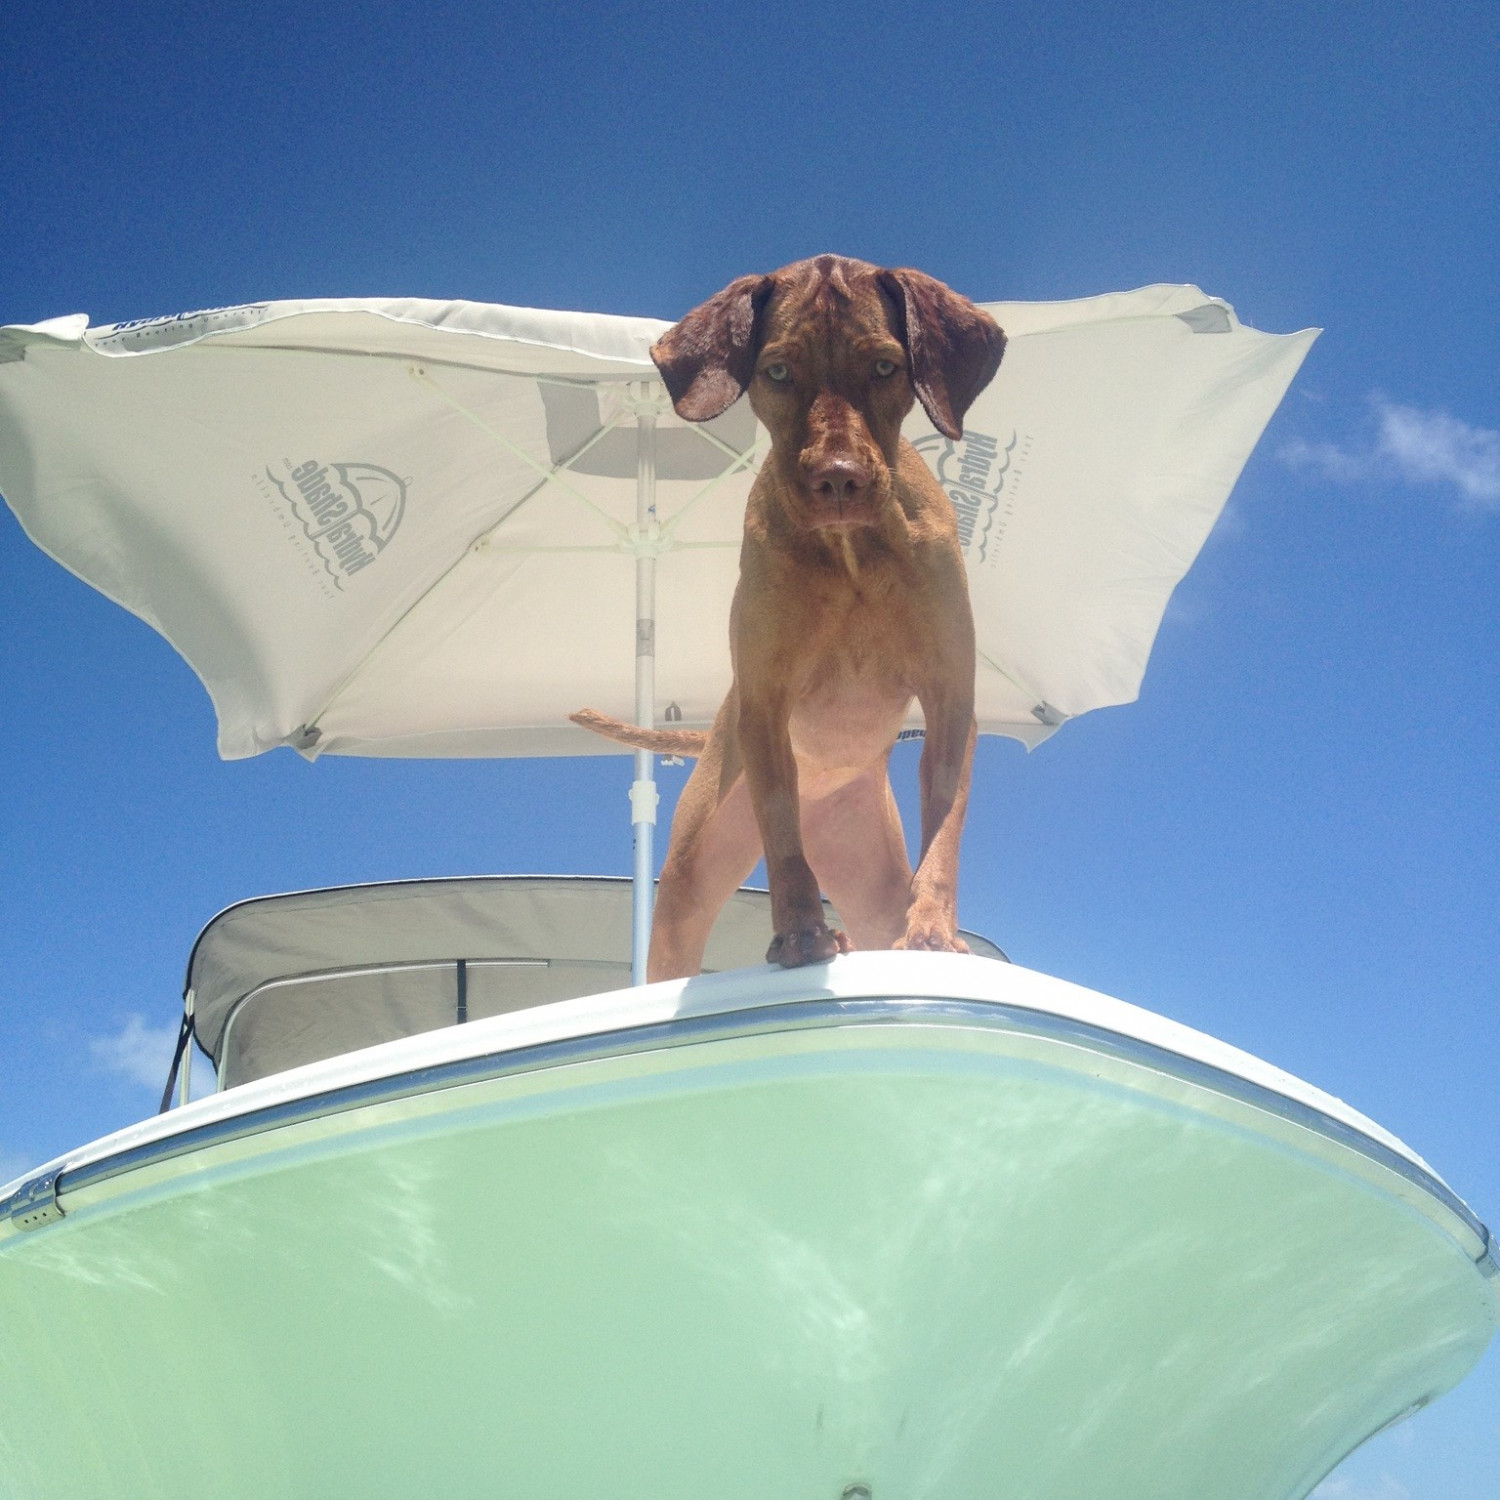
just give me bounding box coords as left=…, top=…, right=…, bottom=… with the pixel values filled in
left=737, top=694, right=852, bottom=967
left=899, top=695, right=977, bottom=953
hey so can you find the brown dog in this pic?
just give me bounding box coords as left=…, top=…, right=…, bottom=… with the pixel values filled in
left=575, top=255, right=1004, bottom=981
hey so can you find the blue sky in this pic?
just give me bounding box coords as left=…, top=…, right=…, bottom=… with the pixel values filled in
left=1, top=1, right=1496, bottom=1493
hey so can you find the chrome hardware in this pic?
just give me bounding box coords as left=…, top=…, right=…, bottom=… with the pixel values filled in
left=9, top=1170, right=64, bottom=1232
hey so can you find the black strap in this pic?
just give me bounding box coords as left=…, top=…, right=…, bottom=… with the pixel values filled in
left=158, top=1010, right=196, bottom=1114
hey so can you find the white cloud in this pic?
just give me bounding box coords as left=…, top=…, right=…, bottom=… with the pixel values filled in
left=1280, top=436, right=1374, bottom=484
left=1281, top=397, right=1500, bottom=509
left=1311, top=1475, right=1411, bottom=1500
left=89, top=1013, right=178, bottom=1091
left=1375, top=400, right=1500, bottom=505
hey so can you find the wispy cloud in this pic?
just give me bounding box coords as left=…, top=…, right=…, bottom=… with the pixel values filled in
left=89, top=1013, right=178, bottom=1091
left=1282, top=397, right=1500, bottom=509
left=1311, top=1475, right=1411, bottom=1500
left=1281, top=436, right=1371, bottom=484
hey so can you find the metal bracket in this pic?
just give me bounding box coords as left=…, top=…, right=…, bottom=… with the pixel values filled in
left=9, top=1170, right=64, bottom=1232
left=629, top=778, right=660, bottom=826
left=1480, top=1225, right=1499, bottom=1280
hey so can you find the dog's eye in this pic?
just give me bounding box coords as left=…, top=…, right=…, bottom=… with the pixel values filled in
left=763, top=362, right=792, bottom=383
left=873, top=358, right=899, bottom=378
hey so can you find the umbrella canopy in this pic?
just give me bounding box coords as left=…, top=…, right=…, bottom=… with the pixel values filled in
left=0, top=286, right=1315, bottom=760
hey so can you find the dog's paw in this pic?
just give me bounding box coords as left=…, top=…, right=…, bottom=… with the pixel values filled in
left=894, top=912, right=970, bottom=954
left=767, top=922, right=852, bottom=968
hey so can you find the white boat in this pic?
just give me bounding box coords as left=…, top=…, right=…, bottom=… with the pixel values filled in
left=2, top=876, right=1493, bottom=1500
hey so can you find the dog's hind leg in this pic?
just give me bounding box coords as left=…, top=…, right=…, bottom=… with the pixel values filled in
left=649, top=775, right=762, bottom=981
left=647, top=697, right=762, bottom=982
left=803, top=760, right=913, bottom=951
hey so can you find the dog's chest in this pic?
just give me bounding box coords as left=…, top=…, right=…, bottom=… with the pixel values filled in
left=786, top=639, right=912, bottom=772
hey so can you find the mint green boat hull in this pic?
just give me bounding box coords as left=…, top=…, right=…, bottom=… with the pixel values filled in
left=1, top=986, right=1494, bottom=1499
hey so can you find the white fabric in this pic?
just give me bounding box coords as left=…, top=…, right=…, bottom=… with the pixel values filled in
left=0, top=288, right=1316, bottom=758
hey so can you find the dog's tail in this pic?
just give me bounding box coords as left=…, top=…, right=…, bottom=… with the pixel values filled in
left=570, top=708, right=709, bottom=756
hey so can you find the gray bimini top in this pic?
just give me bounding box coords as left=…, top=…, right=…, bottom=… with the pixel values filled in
left=185, top=875, right=1006, bottom=1091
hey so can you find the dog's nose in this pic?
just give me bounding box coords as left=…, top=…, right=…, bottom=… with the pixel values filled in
left=808, top=459, right=870, bottom=504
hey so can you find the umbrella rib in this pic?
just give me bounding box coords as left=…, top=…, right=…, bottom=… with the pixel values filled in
left=528, top=383, right=632, bottom=474
left=976, top=647, right=1053, bottom=715
left=412, top=362, right=755, bottom=551
left=412, top=366, right=631, bottom=541
left=286, top=370, right=752, bottom=745
left=423, top=361, right=756, bottom=552
left=466, top=399, right=641, bottom=549
left=687, top=419, right=761, bottom=466
left=658, top=440, right=764, bottom=542
left=286, top=394, right=742, bottom=746
left=284, top=394, right=633, bottom=745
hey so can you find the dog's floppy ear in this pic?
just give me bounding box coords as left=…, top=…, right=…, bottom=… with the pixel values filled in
left=650, top=273, right=775, bottom=422
left=877, top=268, right=1006, bottom=440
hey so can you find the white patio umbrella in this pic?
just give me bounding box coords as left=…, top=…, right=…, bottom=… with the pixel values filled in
left=0, top=285, right=1316, bottom=978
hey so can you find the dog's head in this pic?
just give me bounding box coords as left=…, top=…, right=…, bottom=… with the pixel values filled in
left=651, top=255, right=1005, bottom=530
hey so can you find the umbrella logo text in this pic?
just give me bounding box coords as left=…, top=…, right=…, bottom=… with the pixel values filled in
left=914, top=429, right=1019, bottom=563
left=265, top=459, right=408, bottom=589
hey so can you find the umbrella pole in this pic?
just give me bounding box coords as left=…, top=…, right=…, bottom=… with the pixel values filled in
left=629, top=383, right=662, bottom=986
